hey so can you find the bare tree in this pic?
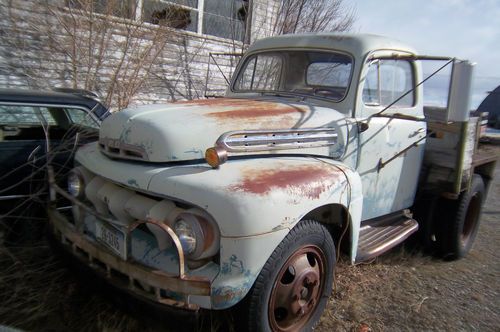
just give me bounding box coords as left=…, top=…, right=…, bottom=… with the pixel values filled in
left=273, top=0, right=355, bottom=34
left=0, top=0, right=233, bottom=109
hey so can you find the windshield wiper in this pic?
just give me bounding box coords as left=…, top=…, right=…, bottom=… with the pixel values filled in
left=259, top=91, right=306, bottom=100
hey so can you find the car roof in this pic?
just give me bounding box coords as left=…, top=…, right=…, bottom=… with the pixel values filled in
left=0, top=88, right=109, bottom=120
left=0, top=88, right=104, bottom=110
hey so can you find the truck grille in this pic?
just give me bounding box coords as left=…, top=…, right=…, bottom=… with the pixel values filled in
left=98, top=137, right=148, bottom=161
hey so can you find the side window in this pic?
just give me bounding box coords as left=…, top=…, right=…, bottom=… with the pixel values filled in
left=362, top=60, right=414, bottom=107
left=0, top=105, right=56, bottom=141
left=0, top=105, right=56, bottom=125
left=65, top=108, right=100, bottom=129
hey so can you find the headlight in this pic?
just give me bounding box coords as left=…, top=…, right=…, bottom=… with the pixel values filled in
left=173, top=211, right=220, bottom=260
left=174, top=218, right=197, bottom=255
left=67, top=170, right=84, bottom=198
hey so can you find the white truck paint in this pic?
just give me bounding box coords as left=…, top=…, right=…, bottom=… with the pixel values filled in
left=48, top=33, right=498, bottom=331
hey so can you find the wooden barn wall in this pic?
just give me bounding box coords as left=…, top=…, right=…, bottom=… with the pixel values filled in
left=0, top=0, right=279, bottom=110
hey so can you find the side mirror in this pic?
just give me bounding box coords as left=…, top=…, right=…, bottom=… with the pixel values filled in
left=447, top=60, right=475, bottom=122
left=423, top=59, right=475, bottom=123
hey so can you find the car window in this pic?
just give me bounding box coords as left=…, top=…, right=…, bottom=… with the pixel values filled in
left=0, top=105, right=56, bottom=125
left=236, top=54, right=283, bottom=91
left=65, top=108, right=99, bottom=129
left=306, top=62, right=352, bottom=89
left=233, top=50, right=353, bottom=102
left=362, top=59, right=414, bottom=107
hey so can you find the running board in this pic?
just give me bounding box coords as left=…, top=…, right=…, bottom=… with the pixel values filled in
left=355, top=210, right=419, bottom=262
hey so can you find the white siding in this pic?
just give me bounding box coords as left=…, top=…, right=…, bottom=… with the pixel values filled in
left=0, top=0, right=279, bottom=110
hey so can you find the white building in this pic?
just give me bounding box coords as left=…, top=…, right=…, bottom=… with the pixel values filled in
left=0, top=0, right=280, bottom=109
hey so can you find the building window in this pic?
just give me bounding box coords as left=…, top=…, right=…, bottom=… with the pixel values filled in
left=68, top=0, right=251, bottom=41
left=203, top=0, right=248, bottom=41
left=66, top=0, right=135, bottom=19
left=143, top=0, right=198, bottom=32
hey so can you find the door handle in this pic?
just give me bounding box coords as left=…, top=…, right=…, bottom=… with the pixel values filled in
left=27, top=145, right=41, bottom=162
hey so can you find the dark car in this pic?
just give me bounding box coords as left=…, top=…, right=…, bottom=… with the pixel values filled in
left=0, top=88, right=109, bottom=241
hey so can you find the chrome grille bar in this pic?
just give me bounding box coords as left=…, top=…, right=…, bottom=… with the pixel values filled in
left=216, top=127, right=338, bottom=153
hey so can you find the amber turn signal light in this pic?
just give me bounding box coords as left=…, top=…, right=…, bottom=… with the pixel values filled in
left=205, top=146, right=228, bottom=168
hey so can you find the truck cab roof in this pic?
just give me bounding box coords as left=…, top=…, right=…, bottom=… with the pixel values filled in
left=247, top=33, right=417, bottom=58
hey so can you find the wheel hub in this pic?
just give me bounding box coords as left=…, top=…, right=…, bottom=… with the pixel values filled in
left=269, top=246, right=325, bottom=331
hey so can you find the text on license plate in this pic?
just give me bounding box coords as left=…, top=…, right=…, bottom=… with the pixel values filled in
left=95, top=221, right=127, bottom=259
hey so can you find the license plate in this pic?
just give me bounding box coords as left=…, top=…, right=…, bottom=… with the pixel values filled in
left=95, top=221, right=127, bottom=260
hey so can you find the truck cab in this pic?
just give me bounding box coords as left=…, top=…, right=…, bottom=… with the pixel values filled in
left=47, top=33, right=497, bottom=331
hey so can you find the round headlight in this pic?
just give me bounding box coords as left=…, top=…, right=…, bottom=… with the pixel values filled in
left=67, top=170, right=84, bottom=198
left=173, top=211, right=220, bottom=260
left=174, top=219, right=197, bottom=255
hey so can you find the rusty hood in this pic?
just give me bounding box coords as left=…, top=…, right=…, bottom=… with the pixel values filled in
left=98, top=98, right=346, bottom=162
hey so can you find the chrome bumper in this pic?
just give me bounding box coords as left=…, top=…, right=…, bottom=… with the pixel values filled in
left=48, top=184, right=211, bottom=310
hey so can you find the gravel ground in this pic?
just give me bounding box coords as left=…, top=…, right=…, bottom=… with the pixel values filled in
left=0, top=151, right=499, bottom=331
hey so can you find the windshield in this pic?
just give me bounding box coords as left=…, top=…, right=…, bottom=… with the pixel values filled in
left=233, top=50, right=353, bottom=101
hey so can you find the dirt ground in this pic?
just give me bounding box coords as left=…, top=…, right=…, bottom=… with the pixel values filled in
left=318, top=158, right=500, bottom=332
left=0, top=153, right=499, bottom=331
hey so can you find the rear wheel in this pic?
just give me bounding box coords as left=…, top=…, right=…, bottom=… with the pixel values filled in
left=245, top=220, right=335, bottom=332
left=440, top=175, right=485, bottom=260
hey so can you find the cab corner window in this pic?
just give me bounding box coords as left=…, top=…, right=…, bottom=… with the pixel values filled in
left=362, top=59, right=415, bottom=107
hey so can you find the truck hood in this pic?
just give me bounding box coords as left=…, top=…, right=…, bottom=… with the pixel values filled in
left=99, top=98, right=346, bottom=162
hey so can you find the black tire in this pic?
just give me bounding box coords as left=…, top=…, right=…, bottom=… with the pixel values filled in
left=245, top=220, right=335, bottom=332
left=440, top=175, right=485, bottom=260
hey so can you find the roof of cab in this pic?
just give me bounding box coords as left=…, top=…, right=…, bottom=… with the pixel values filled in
left=247, top=33, right=417, bottom=57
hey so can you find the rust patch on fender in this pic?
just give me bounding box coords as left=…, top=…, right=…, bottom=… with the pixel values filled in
left=230, top=164, right=341, bottom=200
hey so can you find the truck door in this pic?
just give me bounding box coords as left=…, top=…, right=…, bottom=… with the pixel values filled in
left=356, top=55, right=427, bottom=221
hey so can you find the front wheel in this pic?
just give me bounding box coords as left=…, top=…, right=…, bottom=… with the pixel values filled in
left=245, top=220, right=335, bottom=332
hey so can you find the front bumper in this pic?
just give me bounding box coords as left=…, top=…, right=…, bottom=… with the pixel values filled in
left=48, top=183, right=212, bottom=310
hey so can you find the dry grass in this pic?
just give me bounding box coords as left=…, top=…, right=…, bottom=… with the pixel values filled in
left=0, top=149, right=498, bottom=331
left=0, top=237, right=144, bottom=331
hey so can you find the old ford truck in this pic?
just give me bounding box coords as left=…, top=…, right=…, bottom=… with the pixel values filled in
left=47, top=34, right=498, bottom=331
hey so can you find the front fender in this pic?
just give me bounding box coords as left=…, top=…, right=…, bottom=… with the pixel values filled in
left=76, top=145, right=361, bottom=240
left=76, top=147, right=364, bottom=308
left=148, top=156, right=363, bottom=309
left=148, top=156, right=362, bottom=238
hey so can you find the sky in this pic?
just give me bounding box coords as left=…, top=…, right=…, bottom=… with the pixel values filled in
left=346, top=0, right=500, bottom=108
